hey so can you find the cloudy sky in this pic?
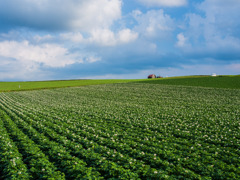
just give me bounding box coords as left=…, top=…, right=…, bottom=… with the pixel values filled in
left=0, top=0, right=239, bottom=80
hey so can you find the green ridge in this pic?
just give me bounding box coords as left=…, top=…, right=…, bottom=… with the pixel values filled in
left=0, top=75, right=239, bottom=92
left=137, top=75, right=240, bottom=89
left=0, top=79, right=144, bottom=92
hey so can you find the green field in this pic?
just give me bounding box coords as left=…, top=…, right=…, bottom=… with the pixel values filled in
left=0, top=79, right=143, bottom=92
left=0, top=75, right=239, bottom=92
left=139, top=75, right=240, bottom=89
left=0, top=77, right=239, bottom=179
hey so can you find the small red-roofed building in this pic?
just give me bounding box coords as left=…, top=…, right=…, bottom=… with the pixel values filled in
left=148, top=74, right=156, bottom=79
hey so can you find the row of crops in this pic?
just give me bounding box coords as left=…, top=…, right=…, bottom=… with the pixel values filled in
left=0, top=83, right=239, bottom=179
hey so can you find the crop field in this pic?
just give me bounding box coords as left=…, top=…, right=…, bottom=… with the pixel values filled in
left=0, top=82, right=239, bottom=179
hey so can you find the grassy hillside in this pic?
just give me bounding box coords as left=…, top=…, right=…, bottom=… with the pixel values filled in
left=0, top=75, right=239, bottom=92
left=138, top=75, right=240, bottom=89
left=0, top=79, right=144, bottom=92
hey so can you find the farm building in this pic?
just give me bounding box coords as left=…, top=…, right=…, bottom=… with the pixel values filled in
left=148, top=74, right=156, bottom=79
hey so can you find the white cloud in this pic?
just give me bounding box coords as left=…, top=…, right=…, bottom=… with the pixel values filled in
left=89, top=28, right=138, bottom=46
left=117, top=29, right=139, bottom=44
left=34, top=35, right=53, bottom=43
left=0, top=63, right=49, bottom=81
left=69, top=0, right=122, bottom=31
left=60, top=32, right=84, bottom=43
left=184, top=0, right=240, bottom=52
left=86, top=56, right=101, bottom=63
left=0, top=40, right=104, bottom=80
left=0, top=0, right=122, bottom=32
left=198, top=0, right=240, bottom=23
left=171, top=0, right=240, bottom=67
left=62, top=28, right=138, bottom=47
left=89, top=29, right=116, bottom=46
left=133, top=9, right=174, bottom=39
left=137, top=0, right=187, bottom=7
left=59, top=9, right=171, bottom=47
left=0, top=55, right=53, bottom=81
left=0, top=41, right=82, bottom=68
left=176, top=33, right=187, bottom=47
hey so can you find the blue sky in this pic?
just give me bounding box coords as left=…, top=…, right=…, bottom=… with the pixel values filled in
left=0, top=0, right=239, bottom=81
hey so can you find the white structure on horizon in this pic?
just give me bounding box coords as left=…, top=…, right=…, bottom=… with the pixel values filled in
left=211, top=73, right=217, bottom=77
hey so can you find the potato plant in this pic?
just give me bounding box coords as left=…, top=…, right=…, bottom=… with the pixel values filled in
left=0, top=83, right=239, bottom=179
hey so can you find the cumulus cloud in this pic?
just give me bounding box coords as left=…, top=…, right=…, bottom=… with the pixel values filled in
left=0, top=0, right=122, bottom=32
left=0, top=58, right=51, bottom=81
left=133, top=9, right=174, bottom=39
left=59, top=9, right=173, bottom=47
left=90, top=28, right=138, bottom=46
left=61, top=28, right=138, bottom=46
left=89, top=29, right=116, bottom=46
left=180, top=0, right=240, bottom=60
left=137, top=0, right=187, bottom=7
left=118, top=29, right=139, bottom=43
left=198, top=0, right=240, bottom=47
left=0, top=41, right=81, bottom=67
left=176, top=33, right=187, bottom=47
